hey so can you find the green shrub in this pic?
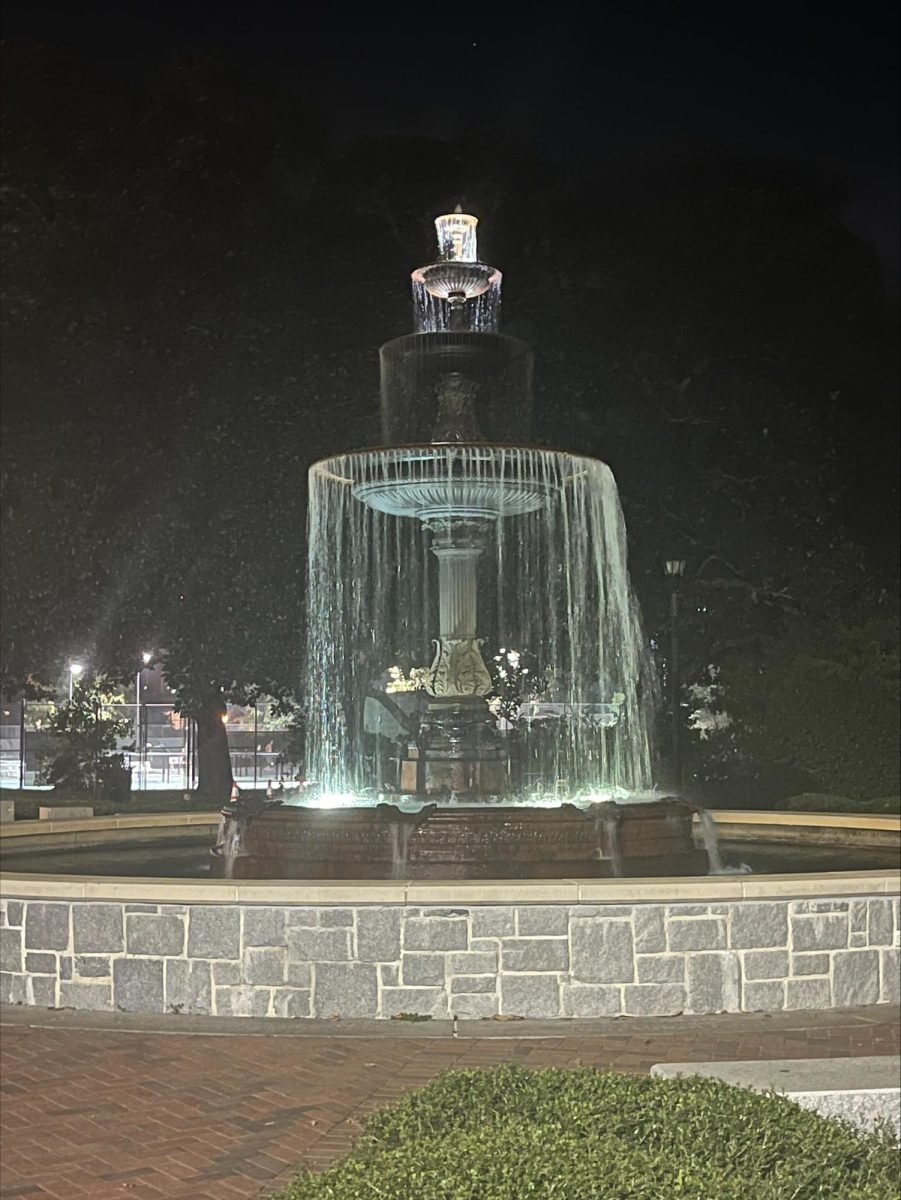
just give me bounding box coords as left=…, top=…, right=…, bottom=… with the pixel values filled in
left=719, top=616, right=900, bottom=801
left=783, top=793, right=901, bottom=814
left=273, top=1065, right=899, bottom=1200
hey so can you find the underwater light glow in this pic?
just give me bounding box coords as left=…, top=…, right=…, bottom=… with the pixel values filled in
left=301, top=792, right=362, bottom=809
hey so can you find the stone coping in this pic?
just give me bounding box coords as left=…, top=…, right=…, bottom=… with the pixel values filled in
left=0, top=811, right=219, bottom=838
left=652, top=1056, right=901, bottom=1137
left=709, top=811, right=900, bottom=832
left=652, top=1054, right=901, bottom=1092
left=1, top=869, right=898, bottom=904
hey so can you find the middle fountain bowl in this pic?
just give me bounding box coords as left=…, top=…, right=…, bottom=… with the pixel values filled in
left=346, top=444, right=557, bottom=520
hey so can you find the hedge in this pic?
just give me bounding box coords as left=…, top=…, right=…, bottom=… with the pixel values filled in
left=274, top=1065, right=899, bottom=1199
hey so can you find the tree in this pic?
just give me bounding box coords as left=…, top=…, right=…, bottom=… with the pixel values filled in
left=45, top=675, right=134, bottom=798
left=708, top=610, right=901, bottom=801
left=1, top=49, right=333, bottom=797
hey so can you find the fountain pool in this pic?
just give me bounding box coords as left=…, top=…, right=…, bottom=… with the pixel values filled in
left=3, top=212, right=896, bottom=1021
left=1, top=810, right=897, bottom=1018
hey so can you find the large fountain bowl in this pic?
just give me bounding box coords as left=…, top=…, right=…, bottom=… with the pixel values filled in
left=327, top=445, right=557, bottom=520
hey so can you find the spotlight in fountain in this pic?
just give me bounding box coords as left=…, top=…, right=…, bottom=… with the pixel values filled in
left=211, top=210, right=710, bottom=880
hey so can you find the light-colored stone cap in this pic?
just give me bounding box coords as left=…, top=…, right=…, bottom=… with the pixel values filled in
left=705, top=810, right=900, bottom=833
left=651, top=1055, right=901, bottom=1093
left=0, top=812, right=220, bottom=838
left=1, top=869, right=898, bottom=905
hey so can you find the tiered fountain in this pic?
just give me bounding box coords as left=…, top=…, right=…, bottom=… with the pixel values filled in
left=212, top=210, right=708, bottom=879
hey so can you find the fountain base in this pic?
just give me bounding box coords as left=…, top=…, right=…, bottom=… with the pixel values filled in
left=399, top=697, right=507, bottom=795
left=209, top=799, right=709, bottom=880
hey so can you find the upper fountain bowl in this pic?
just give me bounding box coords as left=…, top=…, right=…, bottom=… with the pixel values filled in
left=413, top=261, right=500, bottom=302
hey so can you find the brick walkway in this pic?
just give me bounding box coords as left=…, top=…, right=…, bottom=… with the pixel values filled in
left=1, top=1007, right=898, bottom=1200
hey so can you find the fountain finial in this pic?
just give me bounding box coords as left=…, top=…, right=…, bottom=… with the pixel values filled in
left=410, top=210, right=501, bottom=332
left=435, top=211, right=478, bottom=263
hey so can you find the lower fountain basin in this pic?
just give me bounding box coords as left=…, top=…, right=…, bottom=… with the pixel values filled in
left=209, top=799, right=709, bottom=880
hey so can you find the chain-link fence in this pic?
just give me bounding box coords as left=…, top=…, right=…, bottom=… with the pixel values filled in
left=0, top=701, right=299, bottom=791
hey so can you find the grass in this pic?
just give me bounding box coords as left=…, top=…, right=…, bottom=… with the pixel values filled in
left=271, top=1064, right=900, bottom=1200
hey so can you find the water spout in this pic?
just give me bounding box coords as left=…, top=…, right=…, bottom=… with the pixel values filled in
left=588, top=802, right=624, bottom=877
left=222, top=816, right=246, bottom=879
left=694, top=806, right=725, bottom=874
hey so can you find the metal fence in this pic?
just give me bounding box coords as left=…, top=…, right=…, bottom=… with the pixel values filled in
left=0, top=701, right=298, bottom=792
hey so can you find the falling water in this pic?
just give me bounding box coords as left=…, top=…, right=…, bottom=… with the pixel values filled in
left=590, top=803, right=624, bottom=876
left=304, top=445, right=654, bottom=799
left=694, top=807, right=725, bottom=874
left=412, top=283, right=501, bottom=334
left=222, top=816, right=246, bottom=876
left=389, top=821, right=414, bottom=878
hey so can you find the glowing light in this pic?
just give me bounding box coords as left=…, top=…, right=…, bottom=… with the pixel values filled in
left=582, top=788, right=659, bottom=806
left=386, top=664, right=429, bottom=693
left=68, top=662, right=84, bottom=676
left=142, top=651, right=153, bottom=665
left=302, top=792, right=360, bottom=809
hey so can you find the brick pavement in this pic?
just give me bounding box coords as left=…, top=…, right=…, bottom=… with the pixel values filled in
left=1, top=1007, right=898, bottom=1200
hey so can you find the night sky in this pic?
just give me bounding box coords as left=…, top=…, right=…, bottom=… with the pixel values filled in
left=3, top=0, right=899, bottom=295
left=2, top=0, right=898, bottom=794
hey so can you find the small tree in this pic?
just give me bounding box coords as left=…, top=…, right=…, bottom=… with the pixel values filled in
left=46, top=676, right=134, bottom=798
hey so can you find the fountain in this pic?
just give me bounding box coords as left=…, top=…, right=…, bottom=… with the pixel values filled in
left=3, top=213, right=896, bottom=1025
left=211, top=210, right=708, bottom=879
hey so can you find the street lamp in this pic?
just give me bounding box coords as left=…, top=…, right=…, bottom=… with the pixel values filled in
left=663, top=560, right=686, bottom=792
left=68, top=662, right=84, bottom=702
left=136, top=653, right=154, bottom=789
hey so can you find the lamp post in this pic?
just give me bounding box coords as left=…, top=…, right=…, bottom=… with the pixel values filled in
left=136, top=652, right=152, bottom=788
left=663, top=560, right=686, bottom=792
left=67, top=662, right=84, bottom=702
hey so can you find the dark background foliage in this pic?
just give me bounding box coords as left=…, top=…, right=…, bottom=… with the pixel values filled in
left=1, top=3, right=898, bottom=798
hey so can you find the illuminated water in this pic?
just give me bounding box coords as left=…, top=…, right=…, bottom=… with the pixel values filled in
left=304, top=446, right=654, bottom=798
left=4, top=836, right=895, bottom=878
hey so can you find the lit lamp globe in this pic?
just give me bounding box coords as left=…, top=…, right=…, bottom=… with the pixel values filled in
left=67, top=661, right=84, bottom=701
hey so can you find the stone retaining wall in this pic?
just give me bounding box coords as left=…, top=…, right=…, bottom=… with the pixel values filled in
left=2, top=895, right=899, bottom=1018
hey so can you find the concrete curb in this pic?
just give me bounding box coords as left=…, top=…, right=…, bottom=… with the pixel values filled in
left=651, top=1055, right=901, bottom=1136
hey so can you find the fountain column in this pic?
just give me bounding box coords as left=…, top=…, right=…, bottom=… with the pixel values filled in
left=394, top=516, right=505, bottom=796
left=426, top=523, right=492, bottom=698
